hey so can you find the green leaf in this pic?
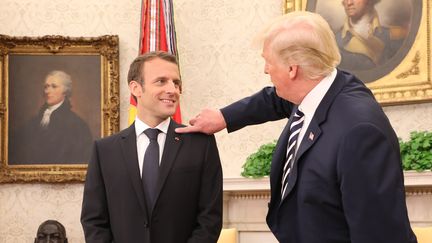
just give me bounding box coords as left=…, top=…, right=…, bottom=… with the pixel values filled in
left=400, top=131, right=432, bottom=172
left=241, top=141, right=276, bottom=178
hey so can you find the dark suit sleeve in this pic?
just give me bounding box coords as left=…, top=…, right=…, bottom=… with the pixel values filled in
left=220, top=86, right=293, bottom=133
left=187, top=135, right=223, bottom=243
left=337, top=123, right=415, bottom=243
left=81, top=141, right=113, bottom=243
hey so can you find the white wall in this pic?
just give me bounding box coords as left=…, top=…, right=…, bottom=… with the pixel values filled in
left=0, top=0, right=431, bottom=242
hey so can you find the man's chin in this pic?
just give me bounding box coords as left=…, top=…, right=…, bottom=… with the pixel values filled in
left=164, top=111, right=177, bottom=118
left=157, top=105, right=177, bottom=118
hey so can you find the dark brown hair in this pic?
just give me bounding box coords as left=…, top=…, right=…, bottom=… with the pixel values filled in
left=127, top=51, right=178, bottom=85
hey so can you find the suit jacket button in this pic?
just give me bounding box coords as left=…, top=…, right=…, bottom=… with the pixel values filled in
left=144, top=222, right=149, bottom=228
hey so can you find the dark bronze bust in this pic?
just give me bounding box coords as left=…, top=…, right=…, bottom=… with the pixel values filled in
left=34, top=220, right=68, bottom=243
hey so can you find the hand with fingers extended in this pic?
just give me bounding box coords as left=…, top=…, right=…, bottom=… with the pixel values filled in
left=175, top=108, right=226, bottom=135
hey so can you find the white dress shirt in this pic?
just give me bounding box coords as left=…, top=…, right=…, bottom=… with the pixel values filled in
left=135, top=117, right=170, bottom=177
left=292, top=68, right=337, bottom=154
left=40, top=100, right=64, bottom=127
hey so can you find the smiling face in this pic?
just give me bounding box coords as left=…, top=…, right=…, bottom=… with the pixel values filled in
left=44, top=75, right=66, bottom=106
left=130, top=57, right=181, bottom=127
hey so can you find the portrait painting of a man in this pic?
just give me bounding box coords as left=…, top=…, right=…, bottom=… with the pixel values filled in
left=336, top=0, right=406, bottom=70
left=306, top=0, right=422, bottom=82
left=8, top=55, right=101, bottom=165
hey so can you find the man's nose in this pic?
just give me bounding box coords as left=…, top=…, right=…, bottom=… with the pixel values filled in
left=166, top=81, right=179, bottom=93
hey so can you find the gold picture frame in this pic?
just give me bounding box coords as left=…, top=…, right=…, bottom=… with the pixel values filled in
left=284, top=0, right=431, bottom=106
left=0, top=35, right=119, bottom=183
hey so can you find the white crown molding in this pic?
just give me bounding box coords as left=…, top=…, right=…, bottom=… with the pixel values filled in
left=223, top=171, right=432, bottom=192
left=404, top=171, right=432, bottom=187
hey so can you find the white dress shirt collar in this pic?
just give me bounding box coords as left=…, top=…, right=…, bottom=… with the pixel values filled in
left=47, top=99, right=64, bottom=112
left=298, top=68, right=337, bottom=119
left=40, top=100, right=64, bottom=127
left=295, top=68, right=337, bottom=151
left=135, top=117, right=170, bottom=175
left=134, top=117, right=170, bottom=137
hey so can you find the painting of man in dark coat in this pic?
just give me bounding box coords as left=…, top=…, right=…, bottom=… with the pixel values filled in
left=9, top=70, right=92, bottom=164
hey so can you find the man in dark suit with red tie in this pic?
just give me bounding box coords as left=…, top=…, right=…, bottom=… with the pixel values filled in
left=176, top=11, right=416, bottom=243
left=81, top=51, right=223, bottom=243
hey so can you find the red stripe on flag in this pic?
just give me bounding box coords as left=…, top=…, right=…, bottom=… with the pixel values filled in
left=129, top=95, right=137, bottom=106
left=172, top=104, right=182, bottom=123
left=140, top=1, right=148, bottom=54
left=158, top=0, right=168, bottom=51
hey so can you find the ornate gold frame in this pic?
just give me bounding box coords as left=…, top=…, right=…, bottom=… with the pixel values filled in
left=283, top=0, right=432, bottom=106
left=0, top=35, right=119, bottom=183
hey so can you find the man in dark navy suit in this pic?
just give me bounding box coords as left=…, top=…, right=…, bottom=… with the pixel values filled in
left=81, top=51, right=222, bottom=243
left=176, top=11, right=416, bottom=243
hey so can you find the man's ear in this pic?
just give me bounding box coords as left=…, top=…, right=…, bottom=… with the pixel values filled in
left=129, top=80, right=143, bottom=98
left=288, top=65, right=298, bottom=80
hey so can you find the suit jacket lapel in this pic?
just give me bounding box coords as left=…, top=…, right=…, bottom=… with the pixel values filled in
left=120, top=124, right=149, bottom=216
left=281, top=69, right=347, bottom=201
left=154, top=119, right=183, bottom=205
left=296, top=120, right=322, bottom=163
left=295, top=69, right=347, bottom=161
left=281, top=120, right=322, bottom=202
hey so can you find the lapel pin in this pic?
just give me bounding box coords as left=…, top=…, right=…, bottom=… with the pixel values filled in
left=308, top=132, right=314, bottom=141
left=174, top=136, right=180, bottom=141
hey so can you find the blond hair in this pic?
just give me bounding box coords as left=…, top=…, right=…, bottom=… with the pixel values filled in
left=254, top=11, right=341, bottom=80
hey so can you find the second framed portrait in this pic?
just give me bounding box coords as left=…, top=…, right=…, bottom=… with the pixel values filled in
left=284, top=0, right=432, bottom=105
left=0, top=35, right=120, bottom=183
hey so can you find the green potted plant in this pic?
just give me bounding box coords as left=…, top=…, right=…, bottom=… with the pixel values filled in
left=241, top=131, right=432, bottom=178
left=241, top=141, right=276, bottom=178
left=399, top=131, right=432, bottom=172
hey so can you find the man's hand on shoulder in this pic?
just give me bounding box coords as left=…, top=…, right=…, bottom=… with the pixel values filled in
left=175, top=108, right=226, bottom=135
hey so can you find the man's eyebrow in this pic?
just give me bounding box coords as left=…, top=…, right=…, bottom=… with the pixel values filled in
left=153, top=75, right=181, bottom=81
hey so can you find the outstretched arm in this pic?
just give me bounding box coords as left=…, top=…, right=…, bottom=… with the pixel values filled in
left=175, top=108, right=227, bottom=134
left=176, top=87, right=292, bottom=134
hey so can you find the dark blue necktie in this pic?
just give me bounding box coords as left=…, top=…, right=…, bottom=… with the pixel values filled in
left=142, top=128, right=160, bottom=212
left=281, top=109, right=304, bottom=200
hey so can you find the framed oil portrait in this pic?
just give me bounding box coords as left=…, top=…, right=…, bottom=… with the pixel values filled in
left=0, top=35, right=119, bottom=183
left=284, top=0, right=432, bottom=105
